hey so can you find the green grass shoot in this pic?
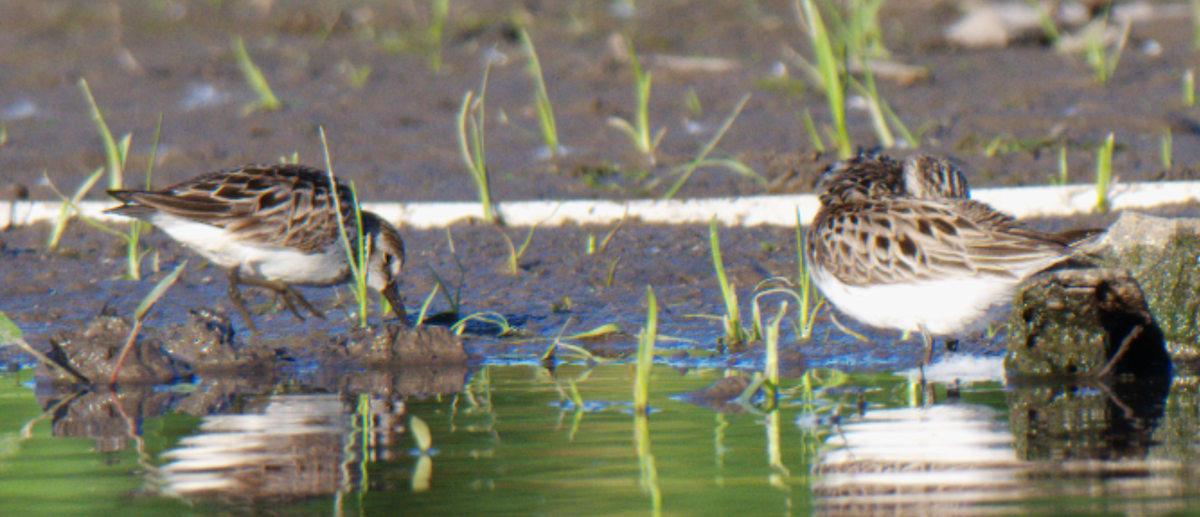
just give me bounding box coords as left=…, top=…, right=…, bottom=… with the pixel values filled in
left=801, top=109, right=826, bottom=153
left=709, top=217, right=748, bottom=347
left=232, top=36, right=282, bottom=114
left=1083, top=19, right=1130, bottom=86
left=496, top=207, right=558, bottom=276
left=426, top=0, right=449, bottom=72
left=1162, top=130, right=1173, bottom=171
left=457, top=60, right=500, bottom=224
left=599, top=211, right=627, bottom=254
left=1095, top=132, right=1114, bottom=212
left=1192, top=0, right=1200, bottom=51
left=661, top=94, right=762, bottom=200
left=78, top=79, right=130, bottom=191
left=798, top=0, right=851, bottom=158
left=849, top=74, right=893, bottom=148
left=519, top=29, right=561, bottom=157
left=46, top=167, right=104, bottom=252
left=634, top=286, right=657, bottom=415
left=1057, top=145, right=1069, bottom=185
left=111, top=260, right=187, bottom=385
left=429, top=229, right=468, bottom=319
left=416, top=283, right=440, bottom=326
left=1185, top=69, right=1195, bottom=107
left=606, top=257, right=621, bottom=288
left=795, top=208, right=822, bottom=339
left=450, top=311, right=516, bottom=337
left=1032, top=2, right=1062, bottom=43
left=835, top=0, right=889, bottom=59
left=320, top=127, right=370, bottom=327
left=45, top=129, right=156, bottom=282
left=684, top=87, right=703, bottom=118
left=608, top=38, right=665, bottom=164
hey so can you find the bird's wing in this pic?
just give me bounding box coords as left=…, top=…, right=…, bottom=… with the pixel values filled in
left=106, top=164, right=355, bottom=253
left=810, top=198, right=1073, bottom=287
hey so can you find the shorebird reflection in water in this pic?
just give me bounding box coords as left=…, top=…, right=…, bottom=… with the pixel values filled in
left=105, top=164, right=409, bottom=331
left=806, top=154, right=1098, bottom=371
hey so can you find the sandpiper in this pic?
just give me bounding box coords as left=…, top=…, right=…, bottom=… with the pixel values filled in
left=806, top=154, right=1097, bottom=370
left=105, top=164, right=409, bottom=331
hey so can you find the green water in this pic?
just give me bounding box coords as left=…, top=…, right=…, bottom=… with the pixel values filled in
left=0, top=365, right=1197, bottom=517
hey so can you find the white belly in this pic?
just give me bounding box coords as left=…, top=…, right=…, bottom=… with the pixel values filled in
left=811, top=267, right=1019, bottom=337
left=149, top=214, right=351, bottom=286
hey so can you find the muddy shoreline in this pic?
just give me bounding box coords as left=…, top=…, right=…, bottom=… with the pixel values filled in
left=7, top=202, right=1200, bottom=381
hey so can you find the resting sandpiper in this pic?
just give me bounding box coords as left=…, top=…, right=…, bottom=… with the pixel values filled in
left=106, top=164, right=409, bottom=331
left=806, top=154, right=1097, bottom=370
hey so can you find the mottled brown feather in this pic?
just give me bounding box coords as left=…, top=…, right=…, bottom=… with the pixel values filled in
left=808, top=197, right=1093, bottom=287
left=106, top=164, right=358, bottom=254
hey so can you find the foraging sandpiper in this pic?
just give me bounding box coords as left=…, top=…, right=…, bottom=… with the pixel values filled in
left=106, top=164, right=409, bottom=331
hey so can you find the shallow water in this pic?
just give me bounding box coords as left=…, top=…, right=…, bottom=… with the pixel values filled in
left=0, top=363, right=1196, bottom=516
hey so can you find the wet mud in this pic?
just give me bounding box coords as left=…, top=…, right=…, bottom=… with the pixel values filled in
left=3, top=0, right=1200, bottom=207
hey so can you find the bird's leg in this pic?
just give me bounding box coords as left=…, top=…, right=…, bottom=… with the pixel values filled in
left=233, top=275, right=325, bottom=321
left=280, top=284, right=324, bottom=319
left=917, top=323, right=935, bottom=384
left=226, top=269, right=259, bottom=333
left=248, top=291, right=282, bottom=315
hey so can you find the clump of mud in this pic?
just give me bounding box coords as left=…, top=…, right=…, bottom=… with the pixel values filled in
left=41, top=316, right=190, bottom=385
left=36, top=310, right=470, bottom=385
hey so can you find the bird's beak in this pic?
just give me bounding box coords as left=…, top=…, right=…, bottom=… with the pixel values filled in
left=382, top=282, right=410, bottom=327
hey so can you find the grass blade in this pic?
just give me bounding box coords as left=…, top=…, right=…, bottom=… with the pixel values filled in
left=232, top=36, right=282, bottom=113
left=709, top=217, right=744, bottom=346
left=519, top=29, right=560, bottom=157
left=634, top=286, right=657, bottom=415
left=135, top=260, right=188, bottom=321
left=799, top=0, right=851, bottom=158
left=46, top=168, right=106, bottom=251
left=1094, top=133, right=1114, bottom=212
left=662, top=93, right=752, bottom=200
left=78, top=79, right=124, bottom=190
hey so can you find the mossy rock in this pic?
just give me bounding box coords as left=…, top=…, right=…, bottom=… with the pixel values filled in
left=1006, top=268, right=1169, bottom=377
left=1094, top=212, right=1200, bottom=374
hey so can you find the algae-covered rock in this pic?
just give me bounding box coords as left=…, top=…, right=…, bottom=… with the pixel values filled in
left=1094, top=212, right=1200, bottom=374
left=1006, top=268, right=1170, bottom=377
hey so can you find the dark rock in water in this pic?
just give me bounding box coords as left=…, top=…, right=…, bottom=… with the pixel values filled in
left=1007, top=268, right=1171, bottom=377
left=40, top=316, right=189, bottom=385
left=336, top=324, right=468, bottom=365
left=1092, top=212, right=1200, bottom=374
